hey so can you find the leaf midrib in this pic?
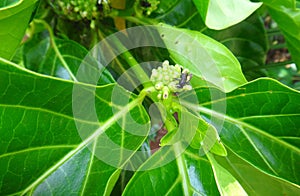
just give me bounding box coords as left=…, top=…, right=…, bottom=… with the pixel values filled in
left=191, top=104, right=300, bottom=153
left=0, top=104, right=100, bottom=125
left=20, top=96, right=144, bottom=195
left=0, top=145, right=76, bottom=159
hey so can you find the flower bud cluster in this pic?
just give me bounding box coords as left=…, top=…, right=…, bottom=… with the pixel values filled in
left=50, top=0, right=110, bottom=26
left=141, top=0, right=160, bottom=15
left=150, top=60, right=192, bottom=100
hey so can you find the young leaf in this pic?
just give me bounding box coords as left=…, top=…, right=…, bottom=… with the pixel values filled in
left=157, top=24, right=247, bottom=92
left=203, top=12, right=268, bottom=80
left=192, top=0, right=262, bottom=30
left=0, top=0, right=38, bottom=59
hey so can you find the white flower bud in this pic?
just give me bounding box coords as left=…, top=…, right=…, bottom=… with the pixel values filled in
left=164, top=75, right=170, bottom=81
left=183, top=85, right=192, bottom=91
left=162, top=60, right=169, bottom=67
left=157, top=93, right=162, bottom=100
left=155, top=82, right=163, bottom=90
left=162, top=86, right=169, bottom=99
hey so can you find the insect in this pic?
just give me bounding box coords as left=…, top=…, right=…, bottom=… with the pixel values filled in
left=176, top=68, right=192, bottom=88
left=141, top=0, right=151, bottom=8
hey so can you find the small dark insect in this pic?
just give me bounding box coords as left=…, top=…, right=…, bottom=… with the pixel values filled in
left=177, top=69, right=192, bottom=88
left=141, top=0, right=151, bottom=8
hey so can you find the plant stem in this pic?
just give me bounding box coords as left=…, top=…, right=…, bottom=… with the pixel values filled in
left=97, top=29, right=152, bottom=88
left=267, top=29, right=283, bottom=37
left=244, top=60, right=294, bottom=71
left=101, top=31, right=151, bottom=88
left=33, top=19, right=78, bottom=82
left=108, top=9, right=157, bottom=25
left=122, top=16, right=157, bottom=25
left=269, top=43, right=287, bottom=49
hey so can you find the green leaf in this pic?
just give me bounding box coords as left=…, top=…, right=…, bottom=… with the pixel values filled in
left=157, top=24, right=247, bottom=92
left=260, top=0, right=295, bottom=8
left=215, top=148, right=300, bottom=195
left=192, top=0, right=262, bottom=30
left=123, top=78, right=300, bottom=195
left=203, top=12, right=268, bottom=80
left=123, top=145, right=220, bottom=195
left=207, top=153, right=247, bottom=196
left=0, top=58, right=150, bottom=195
left=123, top=106, right=225, bottom=195
left=23, top=32, right=115, bottom=84
left=0, top=0, right=38, bottom=59
left=190, top=117, right=227, bottom=157
left=152, top=0, right=206, bottom=30
left=182, top=78, right=300, bottom=185
left=0, top=0, right=19, bottom=7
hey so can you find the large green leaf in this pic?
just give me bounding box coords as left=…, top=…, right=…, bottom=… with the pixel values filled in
left=152, top=0, right=206, bottom=30
left=123, top=102, right=225, bottom=195
left=123, top=145, right=220, bottom=195
left=22, top=31, right=115, bottom=84
left=123, top=78, right=300, bottom=195
left=207, top=153, right=247, bottom=195
left=157, top=24, right=247, bottom=92
left=0, top=58, right=150, bottom=195
left=215, top=149, right=300, bottom=195
left=0, top=0, right=38, bottom=59
left=192, top=0, right=262, bottom=30
left=203, top=12, right=268, bottom=80
left=182, top=78, right=300, bottom=186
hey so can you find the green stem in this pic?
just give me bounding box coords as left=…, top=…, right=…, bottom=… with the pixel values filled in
left=269, top=43, right=287, bottom=49
left=108, top=9, right=157, bottom=25
left=97, top=29, right=152, bottom=88
left=244, top=60, right=294, bottom=71
left=267, top=29, right=283, bottom=37
left=33, top=19, right=78, bottom=82
left=122, top=16, right=158, bottom=25
left=102, top=31, right=151, bottom=88
left=121, top=50, right=152, bottom=88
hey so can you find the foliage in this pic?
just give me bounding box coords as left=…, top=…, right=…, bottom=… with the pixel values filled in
left=0, top=0, right=300, bottom=195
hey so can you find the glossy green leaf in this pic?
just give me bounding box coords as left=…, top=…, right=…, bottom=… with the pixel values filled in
left=159, top=106, right=226, bottom=156
left=0, top=58, right=150, bottom=195
left=191, top=122, right=227, bottom=157
left=215, top=148, right=300, bottom=195
left=123, top=78, right=300, bottom=195
left=203, top=13, right=268, bottom=81
left=192, top=0, right=262, bottom=30
left=182, top=78, right=300, bottom=185
left=157, top=24, right=247, bottom=92
left=152, top=0, right=206, bottom=30
left=23, top=31, right=115, bottom=84
left=260, top=0, right=295, bottom=8
left=207, top=153, right=247, bottom=196
left=0, top=0, right=19, bottom=7
left=123, top=105, right=225, bottom=195
left=0, top=0, right=38, bottom=59
left=123, top=145, right=220, bottom=196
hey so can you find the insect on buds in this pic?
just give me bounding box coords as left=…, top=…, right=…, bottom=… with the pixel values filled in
left=150, top=60, right=193, bottom=100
